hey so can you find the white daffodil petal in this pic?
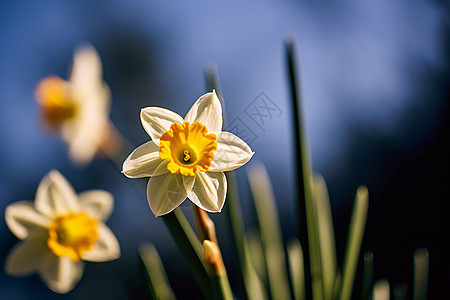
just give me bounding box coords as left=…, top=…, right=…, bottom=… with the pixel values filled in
left=5, top=237, right=47, bottom=276
left=188, top=172, right=227, bottom=213
left=184, top=90, right=223, bottom=134
left=122, top=141, right=168, bottom=178
left=66, top=116, right=109, bottom=166
left=82, top=223, right=120, bottom=262
left=183, top=175, right=195, bottom=194
left=152, top=160, right=170, bottom=176
left=40, top=254, right=84, bottom=294
left=141, top=107, right=184, bottom=144
left=5, top=201, right=50, bottom=240
left=147, top=174, right=188, bottom=217
left=210, top=132, right=254, bottom=172
left=35, top=170, right=80, bottom=217
left=70, top=44, right=102, bottom=89
left=79, top=191, right=114, bottom=222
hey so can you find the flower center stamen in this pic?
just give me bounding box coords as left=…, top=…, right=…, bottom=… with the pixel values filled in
left=35, top=76, right=78, bottom=129
left=47, top=211, right=99, bottom=262
left=183, top=150, right=191, bottom=162
left=159, top=121, right=217, bottom=176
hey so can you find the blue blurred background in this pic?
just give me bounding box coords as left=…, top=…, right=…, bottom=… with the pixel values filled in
left=1, top=0, right=448, bottom=298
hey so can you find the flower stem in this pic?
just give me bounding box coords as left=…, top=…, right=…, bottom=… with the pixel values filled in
left=203, top=240, right=234, bottom=300
left=192, top=205, right=217, bottom=243
left=192, top=205, right=234, bottom=300
left=162, top=209, right=212, bottom=297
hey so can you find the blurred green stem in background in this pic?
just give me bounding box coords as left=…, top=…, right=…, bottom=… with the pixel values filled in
left=139, top=243, right=177, bottom=300
left=339, top=186, right=369, bottom=300
left=361, top=251, right=374, bottom=300
left=248, top=163, right=292, bottom=300
left=287, top=238, right=306, bottom=300
left=372, top=279, right=390, bottom=300
left=314, top=174, right=338, bottom=300
left=413, top=248, right=429, bottom=300
left=285, top=34, right=323, bottom=300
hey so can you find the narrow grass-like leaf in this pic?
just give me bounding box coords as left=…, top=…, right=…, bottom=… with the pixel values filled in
left=314, top=174, right=337, bottom=300
left=162, top=209, right=212, bottom=296
left=204, top=63, right=250, bottom=299
left=285, top=34, right=323, bottom=300
left=334, top=271, right=342, bottom=300
left=247, top=230, right=267, bottom=286
left=243, top=235, right=269, bottom=300
left=287, top=238, right=306, bottom=300
left=210, top=273, right=234, bottom=300
left=339, top=186, right=369, bottom=300
left=393, top=283, right=407, bottom=300
left=413, top=248, right=429, bottom=300
left=248, top=162, right=291, bottom=300
left=139, top=243, right=177, bottom=300
left=372, top=279, right=390, bottom=300
left=361, top=251, right=374, bottom=300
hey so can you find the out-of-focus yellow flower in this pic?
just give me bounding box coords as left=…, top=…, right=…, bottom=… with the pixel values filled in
left=4, top=170, right=120, bottom=294
left=35, top=45, right=111, bottom=165
left=122, top=90, right=254, bottom=217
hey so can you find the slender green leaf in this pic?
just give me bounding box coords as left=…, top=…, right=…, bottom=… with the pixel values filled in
left=413, top=248, right=429, bottom=300
left=248, top=162, right=291, bottom=300
left=139, top=243, right=177, bottom=300
left=372, top=279, right=390, bottom=300
left=162, top=209, right=212, bottom=296
left=361, top=251, right=374, bottom=300
left=285, top=34, right=323, bottom=300
left=287, top=238, right=306, bottom=300
left=314, top=174, right=337, bottom=300
left=339, top=186, right=369, bottom=300
left=243, top=235, right=269, bottom=300
left=247, top=230, right=267, bottom=286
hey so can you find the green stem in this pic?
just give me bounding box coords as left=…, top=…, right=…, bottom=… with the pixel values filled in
left=361, top=251, right=374, bottom=300
left=139, top=243, right=177, bottom=300
left=210, top=273, right=235, bottom=300
left=339, top=186, right=369, bottom=300
left=372, top=279, right=390, bottom=300
left=287, top=239, right=306, bottom=300
left=285, top=35, right=323, bottom=300
left=413, top=248, right=429, bottom=300
left=248, top=163, right=291, bottom=300
left=162, top=209, right=212, bottom=297
left=314, top=174, right=337, bottom=300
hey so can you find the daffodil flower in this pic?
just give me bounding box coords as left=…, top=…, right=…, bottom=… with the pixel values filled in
left=122, top=90, right=254, bottom=216
left=4, top=170, right=120, bottom=294
left=35, top=45, right=111, bottom=165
